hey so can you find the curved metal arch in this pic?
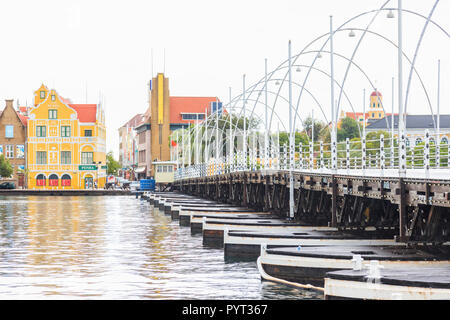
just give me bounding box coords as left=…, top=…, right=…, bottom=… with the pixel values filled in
left=188, top=79, right=322, bottom=155
left=273, top=47, right=386, bottom=137
left=221, top=72, right=355, bottom=147
left=334, top=0, right=389, bottom=129
left=181, top=98, right=282, bottom=153
left=239, top=62, right=356, bottom=132
left=333, top=28, right=434, bottom=129
left=404, top=1, right=439, bottom=119
left=266, top=3, right=448, bottom=135
left=200, top=95, right=289, bottom=149
left=235, top=49, right=363, bottom=135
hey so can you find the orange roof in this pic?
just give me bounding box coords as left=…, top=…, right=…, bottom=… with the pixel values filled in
left=69, top=104, right=97, bottom=123
left=345, top=112, right=369, bottom=120
left=18, top=114, right=28, bottom=126
left=19, top=106, right=27, bottom=114
left=169, top=96, right=218, bottom=124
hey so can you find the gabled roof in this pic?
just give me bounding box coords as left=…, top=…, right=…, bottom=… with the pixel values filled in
left=0, top=101, right=28, bottom=127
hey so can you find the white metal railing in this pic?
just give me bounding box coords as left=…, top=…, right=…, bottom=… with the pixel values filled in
left=174, top=130, right=450, bottom=180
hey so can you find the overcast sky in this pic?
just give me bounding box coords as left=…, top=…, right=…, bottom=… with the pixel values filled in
left=0, top=0, right=448, bottom=158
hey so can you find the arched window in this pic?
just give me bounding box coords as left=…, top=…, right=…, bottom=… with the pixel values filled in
left=429, top=137, right=435, bottom=145
left=49, top=174, right=59, bottom=186
left=36, top=174, right=46, bottom=186
left=441, top=137, right=448, bottom=145
left=61, top=174, right=71, bottom=186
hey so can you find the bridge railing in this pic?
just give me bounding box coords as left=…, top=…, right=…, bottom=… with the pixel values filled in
left=174, top=130, right=450, bottom=180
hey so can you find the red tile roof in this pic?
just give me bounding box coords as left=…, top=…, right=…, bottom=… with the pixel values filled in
left=60, top=96, right=73, bottom=104
left=18, top=114, right=28, bottom=126
left=345, top=112, right=399, bottom=120
left=345, top=112, right=369, bottom=120
left=69, top=104, right=97, bottom=123
left=19, top=106, right=27, bottom=114
left=371, top=90, right=382, bottom=97
left=169, top=96, right=218, bottom=124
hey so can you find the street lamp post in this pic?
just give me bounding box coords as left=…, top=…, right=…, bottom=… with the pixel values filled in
left=330, top=15, right=337, bottom=172
left=265, top=58, right=269, bottom=170
left=243, top=74, right=247, bottom=171
left=398, top=0, right=406, bottom=177
left=288, top=40, right=295, bottom=219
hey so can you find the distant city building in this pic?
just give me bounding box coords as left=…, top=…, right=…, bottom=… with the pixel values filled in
left=0, top=99, right=28, bottom=187
left=339, top=89, right=398, bottom=127
left=118, top=113, right=144, bottom=180
left=134, top=73, right=219, bottom=179
left=27, top=84, right=106, bottom=189
left=366, top=114, right=450, bottom=147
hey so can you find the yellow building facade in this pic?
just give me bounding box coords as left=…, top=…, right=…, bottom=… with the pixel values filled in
left=368, top=90, right=384, bottom=120
left=27, top=84, right=106, bottom=189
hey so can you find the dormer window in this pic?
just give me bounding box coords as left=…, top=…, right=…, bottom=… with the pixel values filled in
left=51, top=94, right=56, bottom=101
left=40, top=91, right=46, bottom=99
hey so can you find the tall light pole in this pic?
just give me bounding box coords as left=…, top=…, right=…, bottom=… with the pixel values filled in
left=176, top=130, right=179, bottom=170
left=362, top=88, right=366, bottom=174
left=330, top=15, right=337, bottom=172
left=215, top=98, right=219, bottom=161
left=391, top=77, right=395, bottom=167
left=436, top=59, right=440, bottom=167
left=265, top=58, right=269, bottom=170
left=330, top=14, right=338, bottom=229
left=398, top=0, right=406, bottom=176
left=243, top=74, right=247, bottom=170
left=288, top=40, right=294, bottom=219
left=195, top=114, right=200, bottom=166
left=311, top=109, right=315, bottom=151
left=229, top=87, right=233, bottom=172
left=437, top=59, right=440, bottom=142
left=204, top=107, right=209, bottom=165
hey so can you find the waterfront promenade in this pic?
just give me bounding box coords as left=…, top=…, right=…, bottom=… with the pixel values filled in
left=0, top=189, right=132, bottom=196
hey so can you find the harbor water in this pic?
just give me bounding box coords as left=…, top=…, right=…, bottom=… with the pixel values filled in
left=0, top=195, right=321, bottom=299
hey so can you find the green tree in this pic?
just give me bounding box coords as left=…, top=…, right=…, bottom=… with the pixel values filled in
left=0, top=155, right=13, bottom=178
left=303, top=116, right=326, bottom=141
left=337, top=117, right=361, bottom=142
left=106, top=151, right=121, bottom=176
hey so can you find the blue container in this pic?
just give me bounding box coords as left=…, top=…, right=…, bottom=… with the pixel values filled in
left=140, top=179, right=155, bottom=191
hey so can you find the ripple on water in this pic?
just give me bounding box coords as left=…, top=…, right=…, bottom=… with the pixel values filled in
left=0, top=195, right=322, bottom=299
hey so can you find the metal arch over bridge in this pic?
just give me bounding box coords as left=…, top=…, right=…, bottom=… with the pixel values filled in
left=171, top=0, right=450, bottom=245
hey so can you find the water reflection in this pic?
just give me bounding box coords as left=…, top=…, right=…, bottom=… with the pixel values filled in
left=0, top=196, right=322, bottom=299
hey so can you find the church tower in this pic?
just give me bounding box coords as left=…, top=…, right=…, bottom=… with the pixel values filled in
left=368, top=90, right=384, bottom=120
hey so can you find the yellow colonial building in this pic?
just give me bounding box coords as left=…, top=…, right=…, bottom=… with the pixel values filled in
left=27, top=84, right=106, bottom=189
